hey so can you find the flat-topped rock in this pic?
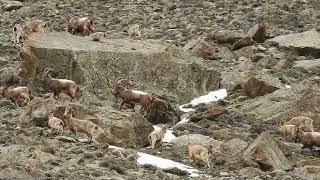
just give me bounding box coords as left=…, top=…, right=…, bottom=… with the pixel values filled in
left=293, top=59, right=320, bottom=74
left=268, top=30, right=320, bottom=58
left=20, top=32, right=220, bottom=103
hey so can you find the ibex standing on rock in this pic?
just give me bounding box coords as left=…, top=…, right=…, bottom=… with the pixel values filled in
left=42, top=68, right=78, bottom=102
left=63, top=106, right=99, bottom=143
left=24, top=19, right=48, bottom=34
left=67, top=17, right=95, bottom=36
left=148, top=127, right=166, bottom=149
left=112, top=84, right=153, bottom=114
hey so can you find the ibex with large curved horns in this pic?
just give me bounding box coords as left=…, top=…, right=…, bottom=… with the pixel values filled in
left=42, top=68, right=78, bottom=102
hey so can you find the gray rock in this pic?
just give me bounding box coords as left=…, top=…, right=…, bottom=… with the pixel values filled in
left=242, top=132, right=292, bottom=171
left=3, top=1, right=23, bottom=11
left=221, top=138, right=248, bottom=156
left=293, top=59, right=320, bottom=74
left=239, top=82, right=320, bottom=125
left=20, top=32, right=220, bottom=104
left=247, top=24, right=266, bottom=43
left=172, top=134, right=223, bottom=151
left=239, top=167, right=264, bottom=179
left=268, top=30, right=320, bottom=58
left=55, top=136, right=77, bottom=143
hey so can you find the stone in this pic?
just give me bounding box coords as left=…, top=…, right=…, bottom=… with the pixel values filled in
left=293, top=59, right=320, bottom=74
left=191, top=39, right=218, bottom=60
left=88, top=105, right=154, bottom=148
left=31, top=106, right=49, bottom=127
left=55, top=136, right=77, bottom=143
left=190, top=106, right=227, bottom=122
left=239, top=82, right=320, bottom=125
left=208, top=30, right=247, bottom=45
left=242, top=73, right=281, bottom=98
left=238, top=59, right=256, bottom=71
left=220, top=71, right=245, bottom=91
left=257, top=56, right=279, bottom=69
left=172, top=134, right=223, bottom=151
left=146, top=93, right=180, bottom=124
left=268, top=30, right=320, bottom=58
left=242, top=132, right=293, bottom=171
left=20, top=32, right=220, bottom=103
left=296, top=166, right=320, bottom=179
left=247, top=24, right=266, bottom=43
left=232, top=37, right=255, bottom=51
left=239, top=167, right=265, bottom=179
left=0, top=67, right=20, bottom=86
left=3, top=1, right=23, bottom=11
left=221, top=138, right=249, bottom=156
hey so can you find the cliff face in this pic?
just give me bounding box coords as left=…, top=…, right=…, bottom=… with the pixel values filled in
left=20, top=32, right=220, bottom=103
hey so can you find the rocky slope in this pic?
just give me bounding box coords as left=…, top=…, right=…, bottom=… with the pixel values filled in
left=1, top=0, right=320, bottom=179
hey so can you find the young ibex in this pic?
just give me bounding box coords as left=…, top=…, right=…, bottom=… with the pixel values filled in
left=188, top=144, right=211, bottom=167
left=148, top=127, right=166, bottom=149
left=48, top=113, right=64, bottom=134
left=42, top=68, right=78, bottom=102
left=296, top=126, right=320, bottom=155
left=284, top=116, right=314, bottom=132
left=277, top=123, right=297, bottom=140
left=1, top=85, right=32, bottom=108
left=13, top=24, right=24, bottom=44
left=24, top=19, right=48, bottom=34
left=112, top=85, right=153, bottom=114
left=67, top=17, right=94, bottom=36
left=127, top=24, right=142, bottom=38
left=63, top=106, right=99, bottom=142
left=90, top=32, right=107, bottom=41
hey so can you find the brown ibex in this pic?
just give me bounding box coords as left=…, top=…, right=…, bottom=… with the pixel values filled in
left=1, top=85, right=32, bottom=108
left=42, top=68, right=78, bottom=102
left=112, top=84, right=153, bottom=114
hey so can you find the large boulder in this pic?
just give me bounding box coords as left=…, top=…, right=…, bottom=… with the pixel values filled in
left=239, top=82, right=320, bottom=126
left=242, top=132, right=292, bottom=171
left=172, top=134, right=223, bottom=152
left=24, top=98, right=154, bottom=148
left=2, top=1, right=23, bottom=11
left=19, top=32, right=220, bottom=103
left=247, top=24, right=266, bottom=43
left=90, top=106, right=154, bottom=148
left=269, top=30, right=320, bottom=58
left=220, top=70, right=283, bottom=97
left=191, top=39, right=218, bottom=60
left=293, top=59, right=320, bottom=74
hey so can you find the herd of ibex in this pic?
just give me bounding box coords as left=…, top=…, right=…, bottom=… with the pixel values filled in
left=2, top=17, right=320, bottom=168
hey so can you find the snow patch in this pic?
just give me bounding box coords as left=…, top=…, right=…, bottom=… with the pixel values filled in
left=285, top=85, right=292, bottom=88
left=137, top=152, right=199, bottom=177
left=108, top=145, right=200, bottom=177
left=153, top=126, right=176, bottom=143
left=179, top=89, right=227, bottom=113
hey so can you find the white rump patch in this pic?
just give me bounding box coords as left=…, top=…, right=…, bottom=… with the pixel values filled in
left=132, top=90, right=148, bottom=95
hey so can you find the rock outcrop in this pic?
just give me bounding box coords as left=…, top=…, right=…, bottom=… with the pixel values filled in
left=242, top=132, right=292, bottom=171
left=269, top=30, right=320, bottom=58
left=19, top=32, right=220, bottom=103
